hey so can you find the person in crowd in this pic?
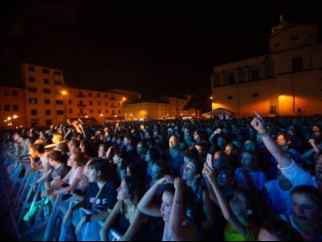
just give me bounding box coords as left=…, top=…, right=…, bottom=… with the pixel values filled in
left=134, top=141, right=148, bottom=166
left=122, top=134, right=137, bottom=163
left=257, top=217, right=302, bottom=241
left=263, top=169, right=294, bottom=216
left=162, top=135, right=184, bottom=177
left=99, top=176, right=151, bottom=241
left=63, top=158, right=117, bottom=240
left=182, top=159, right=215, bottom=240
left=54, top=141, right=70, bottom=165
left=203, top=163, right=259, bottom=241
left=225, top=142, right=240, bottom=170
left=26, top=143, right=50, bottom=176
left=180, top=146, right=200, bottom=177
left=41, top=151, right=88, bottom=198
left=212, top=150, right=229, bottom=171
left=278, top=185, right=322, bottom=241
left=138, top=175, right=198, bottom=241
left=98, top=143, right=107, bottom=158
left=113, top=149, right=130, bottom=184
left=144, top=147, right=162, bottom=181
left=235, top=150, right=266, bottom=195
left=183, top=131, right=196, bottom=148
left=195, top=141, right=208, bottom=163
left=250, top=110, right=322, bottom=193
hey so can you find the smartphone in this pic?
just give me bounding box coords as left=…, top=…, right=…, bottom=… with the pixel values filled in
left=206, top=153, right=213, bottom=168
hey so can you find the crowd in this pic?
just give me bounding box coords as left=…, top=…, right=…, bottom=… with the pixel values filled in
left=2, top=111, right=322, bottom=241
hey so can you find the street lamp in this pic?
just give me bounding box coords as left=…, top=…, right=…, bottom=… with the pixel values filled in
left=13, top=115, right=18, bottom=128
left=100, top=114, right=103, bottom=123
left=61, top=90, right=68, bottom=124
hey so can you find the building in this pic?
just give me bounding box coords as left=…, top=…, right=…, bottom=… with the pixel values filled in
left=0, top=63, right=137, bottom=127
left=124, top=101, right=170, bottom=120
left=0, top=87, right=26, bottom=128
left=211, top=16, right=322, bottom=117
left=160, top=95, right=195, bottom=118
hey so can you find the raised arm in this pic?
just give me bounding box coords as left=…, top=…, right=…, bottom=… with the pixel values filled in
left=99, top=201, right=121, bottom=241
left=251, top=110, right=292, bottom=168
left=138, top=175, right=173, bottom=217
left=168, top=178, right=197, bottom=241
left=203, top=164, right=248, bottom=238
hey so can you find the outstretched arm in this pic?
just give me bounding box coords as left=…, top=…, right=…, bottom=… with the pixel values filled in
left=250, top=111, right=292, bottom=168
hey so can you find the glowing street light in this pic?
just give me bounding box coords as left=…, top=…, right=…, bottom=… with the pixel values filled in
left=13, top=115, right=18, bottom=128
left=100, top=114, right=103, bottom=123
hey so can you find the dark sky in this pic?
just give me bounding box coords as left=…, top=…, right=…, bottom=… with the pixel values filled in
left=1, top=0, right=322, bottom=99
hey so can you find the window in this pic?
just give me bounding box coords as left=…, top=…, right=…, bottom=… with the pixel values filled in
left=105, top=110, right=108, bottom=114
left=89, top=92, right=92, bottom=97
left=291, top=36, right=298, bottom=40
left=118, top=110, right=121, bottom=114
left=29, top=77, right=35, bottom=82
left=54, top=71, right=61, bottom=76
left=12, top=90, right=18, bottom=96
left=68, top=99, right=72, bottom=104
left=29, top=98, right=38, bottom=104
left=252, top=93, right=259, bottom=97
left=46, top=120, right=51, bottom=125
left=270, top=106, right=277, bottom=114
left=56, top=110, right=64, bottom=115
left=43, top=89, right=51, bottom=94
left=228, top=75, right=235, bottom=84
left=28, top=87, right=37, bottom=93
left=97, top=93, right=100, bottom=98
left=44, top=79, right=49, bottom=84
left=292, top=57, right=303, bottom=71
left=89, top=101, right=93, bottom=105
left=90, top=109, right=93, bottom=114
left=4, top=105, right=10, bottom=111
left=42, top=68, right=50, bottom=74
left=252, top=70, right=259, bottom=80
left=69, top=109, right=73, bottom=114
left=98, top=109, right=101, bottom=114
left=45, top=110, right=51, bottom=115
left=105, top=94, right=107, bottom=98
left=227, top=96, right=233, bottom=100
left=3, top=90, right=9, bottom=96
left=98, top=101, right=101, bottom=106
left=54, top=80, right=63, bottom=85
left=44, top=99, right=50, bottom=104
left=56, top=100, right=63, bottom=105
left=28, top=66, right=35, bottom=71
left=31, top=110, right=37, bottom=115
left=274, top=42, right=280, bottom=47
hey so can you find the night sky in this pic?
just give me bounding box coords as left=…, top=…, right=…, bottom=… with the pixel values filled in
left=1, top=0, right=322, bottom=99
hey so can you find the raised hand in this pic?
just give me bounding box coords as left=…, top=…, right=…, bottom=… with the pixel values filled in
left=202, top=162, right=216, bottom=184
left=157, top=175, right=173, bottom=185
left=173, top=178, right=184, bottom=191
left=250, top=110, right=266, bottom=132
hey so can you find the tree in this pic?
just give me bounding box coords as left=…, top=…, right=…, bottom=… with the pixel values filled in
left=183, top=87, right=211, bottom=114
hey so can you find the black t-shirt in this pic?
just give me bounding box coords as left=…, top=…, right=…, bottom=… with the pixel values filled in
left=46, top=163, right=70, bottom=183
left=85, top=180, right=117, bottom=212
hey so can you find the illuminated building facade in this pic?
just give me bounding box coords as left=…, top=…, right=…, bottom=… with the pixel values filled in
left=0, top=63, right=134, bottom=127
left=211, top=16, right=322, bottom=117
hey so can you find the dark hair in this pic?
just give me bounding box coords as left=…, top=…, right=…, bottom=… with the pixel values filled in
left=71, top=151, right=87, bottom=167
left=184, top=147, right=200, bottom=161
left=240, top=150, right=260, bottom=171
left=291, top=185, right=322, bottom=209
left=127, top=162, right=143, bottom=179
left=88, top=158, right=114, bottom=182
left=49, top=150, right=62, bottom=162
left=154, top=160, right=171, bottom=176
left=148, top=147, right=161, bottom=163
left=115, top=149, right=130, bottom=170
left=56, top=142, right=69, bottom=153
left=260, top=217, right=303, bottom=241
left=137, top=141, right=148, bottom=154
left=120, top=176, right=145, bottom=214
